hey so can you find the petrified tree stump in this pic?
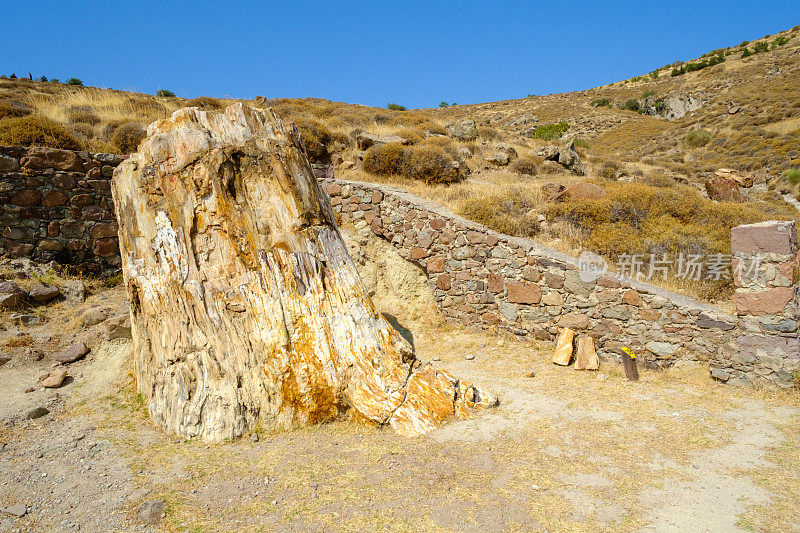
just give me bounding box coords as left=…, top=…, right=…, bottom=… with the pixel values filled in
left=574, top=335, right=598, bottom=371
left=553, top=328, right=574, bottom=366
left=111, top=103, right=496, bottom=441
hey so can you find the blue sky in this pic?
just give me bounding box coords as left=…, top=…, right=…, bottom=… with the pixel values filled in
left=2, top=1, right=799, bottom=109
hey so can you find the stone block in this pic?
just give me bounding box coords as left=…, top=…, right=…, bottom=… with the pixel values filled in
left=731, top=221, right=796, bottom=255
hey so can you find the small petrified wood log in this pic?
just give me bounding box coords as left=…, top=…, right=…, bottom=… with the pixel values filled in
left=553, top=328, right=574, bottom=366
left=619, top=347, right=639, bottom=381
left=574, top=335, right=598, bottom=371
left=111, top=103, right=496, bottom=441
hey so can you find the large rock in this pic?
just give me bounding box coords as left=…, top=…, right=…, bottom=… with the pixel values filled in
left=0, top=281, right=26, bottom=308
left=0, top=154, right=20, bottom=171
left=731, top=221, right=796, bottom=256
left=21, top=147, right=85, bottom=172
left=705, top=176, right=744, bottom=202
left=714, top=168, right=753, bottom=188
left=111, top=103, right=496, bottom=441
left=41, top=368, right=68, bottom=388
left=356, top=132, right=408, bottom=150
left=447, top=118, right=478, bottom=141
left=557, top=141, right=585, bottom=175
left=28, top=283, right=60, bottom=303
left=54, top=342, right=90, bottom=363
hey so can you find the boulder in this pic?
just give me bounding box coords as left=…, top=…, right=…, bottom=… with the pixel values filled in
left=356, top=132, right=408, bottom=150
left=485, top=152, right=510, bottom=166
left=557, top=182, right=607, bottom=201
left=0, top=154, right=20, bottom=171
left=714, top=168, right=753, bottom=188
left=28, top=283, right=60, bottom=303
left=20, top=147, right=85, bottom=172
left=705, top=176, right=744, bottom=202
left=557, top=141, right=585, bottom=175
left=541, top=182, right=565, bottom=200
left=80, top=307, right=110, bottom=327
left=111, top=103, right=496, bottom=441
left=54, top=342, right=90, bottom=363
left=0, top=281, right=26, bottom=308
left=447, top=118, right=478, bottom=141
left=537, top=145, right=560, bottom=161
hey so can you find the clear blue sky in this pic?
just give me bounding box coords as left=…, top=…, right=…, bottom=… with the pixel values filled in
left=2, top=1, right=799, bottom=109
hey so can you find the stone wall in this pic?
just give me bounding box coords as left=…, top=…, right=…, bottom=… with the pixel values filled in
left=712, top=222, right=800, bottom=385
left=321, top=177, right=799, bottom=388
left=0, top=146, right=123, bottom=274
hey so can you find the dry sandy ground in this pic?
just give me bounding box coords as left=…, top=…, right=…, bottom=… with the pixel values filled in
left=1, top=311, right=799, bottom=532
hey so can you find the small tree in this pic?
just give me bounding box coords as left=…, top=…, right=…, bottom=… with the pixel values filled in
left=156, top=89, right=176, bottom=97
left=37, top=75, right=48, bottom=82
left=66, top=78, right=84, bottom=86
left=439, top=101, right=449, bottom=108
left=9, top=73, right=16, bottom=79
left=387, top=103, right=406, bottom=111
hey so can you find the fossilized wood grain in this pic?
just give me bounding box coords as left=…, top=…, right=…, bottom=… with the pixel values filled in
left=111, top=103, right=496, bottom=441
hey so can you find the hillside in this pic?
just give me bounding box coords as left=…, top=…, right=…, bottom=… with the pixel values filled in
left=2, top=24, right=799, bottom=302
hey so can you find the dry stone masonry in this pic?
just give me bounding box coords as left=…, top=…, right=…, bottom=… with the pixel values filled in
left=0, top=146, right=123, bottom=274
left=321, top=177, right=799, bottom=388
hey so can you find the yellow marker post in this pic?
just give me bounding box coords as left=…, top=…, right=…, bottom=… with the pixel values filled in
left=620, top=346, right=639, bottom=381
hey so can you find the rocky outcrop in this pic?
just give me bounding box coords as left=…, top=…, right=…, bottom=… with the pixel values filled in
left=536, top=141, right=584, bottom=175
left=111, top=103, right=496, bottom=442
left=447, top=118, right=478, bottom=141
left=356, top=132, right=409, bottom=150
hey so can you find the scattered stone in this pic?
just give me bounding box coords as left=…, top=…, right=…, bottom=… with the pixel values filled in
left=596, top=373, right=608, bottom=382
left=447, top=118, right=478, bottom=141
left=137, top=499, right=165, bottom=525
left=251, top=433, right=259, bottom=442
left=485, top=152, right=510, bottom=166
left=28, top=282, right=61, bottom=303
left=714, top=168, right=753, bottom=188
left=464, top=353, right=475, bottom=361
left=55, top=342, right=90, bottom=363
left=62, top=280, right=87, bottom=303
left=10, top=313, right=40, bottom=326
left=0, top=280, right=26, bottom=308
left=41, top=368, right=68, bottom=388
left=104, top=314, right=132, bottom=340
left=80, top=307, right=111, bottom=327
left=26, top=406, right=49, bottom=420
left=2, top=503, right=27, bottom=517
left=525, top=369, right=536, bottom=378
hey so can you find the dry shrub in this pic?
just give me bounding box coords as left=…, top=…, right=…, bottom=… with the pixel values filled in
left=363, top=142, right=463, bottom=184
left=477, top=125, right=502, bottom=140
left=67, top=106, right=100, bottom=125
left=459, top=189, right=539, bottom=237
left=642, top=172, right=676, bottom=187
left=402, top=144, right=461, bottom=184
left=0, top=100, right=31, bottom=119
left=417, top=121, right=447, bottom=136
left=595, top=160, right=620, bottom=180
left=0, top=115, right=82, bottom=150
left=363, top=143, right=405, bottom=175
left=546, top=181, right=799, bottom=258
left=186, top=97, right=224, bottom=109
left=396, top=128, right=423, bottom=144
left=111, top=121, right=146, bottom=153
left=292, top=117, right=332, bottom=163
left=510, top=157, right=538, bottom=176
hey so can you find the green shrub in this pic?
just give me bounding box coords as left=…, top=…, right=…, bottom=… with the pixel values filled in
left=439, top=102, right=450, bottom=108
left=387, top=103, right=406, bottom=111
left=37, top=75, right=47, bottom=82
left=111, top=121, right=146, bottom=153
left=786, top=169, right=800, bottom=185
left=66, top=78, right=83, bottom=86
left=0, top=115, right=82, bottom=150
left=771, top=36, right=790, bottom=49
left=684, top=129, right=711, bottom=148
left=649, top=70, right=660, bottom=79
left=510, top=157, right=538, bottom=176
left=156, top=89, right=175, bottom=97
left=619, top=99, right=640, bottom=112
left=8, top=73, right=16, bottom=79
left=50, top=78, right=60, bottom=83
left=642, top=90, right=656, bottom=99
left=531, top=121, right=569, bottom=141
left=741, top=48, right=752, bottom=58
left=573, top=138, right=590, bottom=149
left=292, top=117, right=332, bottom=163
left=590, top=98, right=611, bottom=108
left=753, top=41, right=769, bottom=53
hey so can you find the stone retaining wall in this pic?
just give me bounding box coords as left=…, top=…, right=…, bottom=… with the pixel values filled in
left=0, top=146, right=123, bottom=274
left=321, top=177, right=799, bottom=388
